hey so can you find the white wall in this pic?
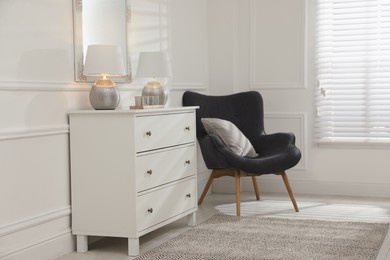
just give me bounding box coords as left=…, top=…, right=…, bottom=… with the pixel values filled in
left=1, top=0, right=389, bottom=259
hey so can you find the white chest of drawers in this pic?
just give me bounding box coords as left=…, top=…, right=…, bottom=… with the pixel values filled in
left=69, top=107, right=198, bottom=256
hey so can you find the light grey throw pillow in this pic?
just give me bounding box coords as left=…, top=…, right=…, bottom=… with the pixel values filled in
left=201, top=118, right=258, bottom=158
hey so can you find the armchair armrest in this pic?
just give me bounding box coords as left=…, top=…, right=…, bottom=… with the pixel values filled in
left=252, top=132, right=297, bottom=155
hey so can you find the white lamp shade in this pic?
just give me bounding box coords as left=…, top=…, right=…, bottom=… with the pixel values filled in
left=83, top=45, right=127, bottom=77
left=136, top=51, right=172, bottom=78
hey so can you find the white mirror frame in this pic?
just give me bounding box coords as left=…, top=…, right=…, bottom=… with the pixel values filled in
left=72, top=0, right=132, bottom=82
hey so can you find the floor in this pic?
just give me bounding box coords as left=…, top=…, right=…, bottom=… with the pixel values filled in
left=57, top=192, right=390, bottom=260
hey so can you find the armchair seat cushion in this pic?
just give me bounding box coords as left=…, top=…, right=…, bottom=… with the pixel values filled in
left=201, top=118, right=258, bottom=158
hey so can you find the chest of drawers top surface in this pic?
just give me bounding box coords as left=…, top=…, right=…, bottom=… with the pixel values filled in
left=69, top=106, right=198, bottom=115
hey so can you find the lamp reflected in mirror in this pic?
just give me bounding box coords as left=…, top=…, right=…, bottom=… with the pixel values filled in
left=136, top=51, right=172, bottom=106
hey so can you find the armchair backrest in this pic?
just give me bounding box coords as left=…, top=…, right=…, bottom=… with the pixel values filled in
left=182, top=91, right=265, bottom=142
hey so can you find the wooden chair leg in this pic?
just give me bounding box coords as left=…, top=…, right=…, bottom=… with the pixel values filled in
left=235, top=170, right=241, bottom=216
left=198, top=170, right=215, bottom=205
left=280, top=172, right=299, bottom=212
left=251, top=176, right=260, bottom=200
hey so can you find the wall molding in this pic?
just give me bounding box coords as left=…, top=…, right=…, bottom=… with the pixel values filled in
left=249, top=0, right=306, bottom=90
left=213, top=176, right=390, bottom=199
left=0, top=81, right=88, bottom=92
left=232, top=0, right=240, bottom=93
left=0, top=207, right=71, bottom=237
left=245, top=178, right=390, bottom=199
left=265, top=112, right=307, bottom=170
left=170, top=0, right=209, bottom=92
left=0, top=206, right=73, bottom=259
left=0, top=125, right=69, bottom=141
left=171, top=83, right=207, bottom=91
left=0, top=229, right=73, bottom=260
left=0, top=81, right=144, bottom=92
left=251, top=82, right=305, bottom=90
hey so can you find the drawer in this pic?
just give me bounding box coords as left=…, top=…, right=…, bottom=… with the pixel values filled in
left=135, top=112, right=195, bottom=152
left=137, top=178, right=196, bottom=232
left=136, top=145, right=196, bottom=192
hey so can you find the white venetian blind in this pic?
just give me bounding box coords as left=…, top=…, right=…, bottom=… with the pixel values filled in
left=315, top=0, right=390, bottom=143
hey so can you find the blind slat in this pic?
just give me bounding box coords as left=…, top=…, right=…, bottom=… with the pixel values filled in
left=316, top=0, right=390, bottom=142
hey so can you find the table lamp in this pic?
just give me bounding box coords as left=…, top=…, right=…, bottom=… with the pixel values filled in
left=83, top=45, right=127, bottom=110
left=136, top=51, right=172, bottom=106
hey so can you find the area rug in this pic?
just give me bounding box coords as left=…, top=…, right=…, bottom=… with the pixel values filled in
left=135, top=214, right=389, bottom=260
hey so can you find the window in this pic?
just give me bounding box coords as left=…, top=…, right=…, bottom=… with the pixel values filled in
left=315, top=0, right=390, bottom=143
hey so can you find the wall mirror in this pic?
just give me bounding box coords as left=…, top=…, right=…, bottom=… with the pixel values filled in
left=73, top=0, right=132, bottom=82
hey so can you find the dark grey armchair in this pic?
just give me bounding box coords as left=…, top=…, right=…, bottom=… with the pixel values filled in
left=183, top=91, right=301, bottom=216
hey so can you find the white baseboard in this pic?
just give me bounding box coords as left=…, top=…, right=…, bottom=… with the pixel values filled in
left=213, top=177, right=390, bottom=199
left=0, top=207, right=74, bottom=260
left=1, top=231, right=74, bottom=260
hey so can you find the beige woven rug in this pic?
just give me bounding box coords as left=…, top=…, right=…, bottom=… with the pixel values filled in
left=135, top=214, right=389, bottom=260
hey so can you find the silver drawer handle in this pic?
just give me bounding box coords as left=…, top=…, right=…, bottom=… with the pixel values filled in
left=185, top=160, right=191, bottom=165
left=185, top=126, right=191, bottom=131
left=146, top=131, right=152, bottom=136
left=186, top=193, right=191, bottom=198
left=147, top=170, right=153, bottom=175
left=148, top=208, right=153, bottom=213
